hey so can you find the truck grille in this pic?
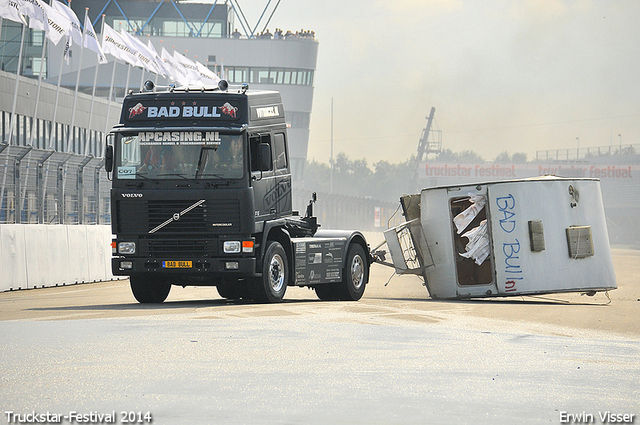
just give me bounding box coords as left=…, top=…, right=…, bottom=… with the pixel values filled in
left=116, top=199, right=240, bottom=234
left=146, top=237, right=212, bottom=258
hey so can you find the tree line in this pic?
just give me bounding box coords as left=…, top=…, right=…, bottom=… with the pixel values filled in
left=302, top=150, right=528, bottom=202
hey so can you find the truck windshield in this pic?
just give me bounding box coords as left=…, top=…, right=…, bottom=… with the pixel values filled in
left=114, top=132, right=244, bottom=180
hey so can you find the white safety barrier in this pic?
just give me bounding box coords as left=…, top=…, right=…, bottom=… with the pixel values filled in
left=0, top=225, right=114, bottom=291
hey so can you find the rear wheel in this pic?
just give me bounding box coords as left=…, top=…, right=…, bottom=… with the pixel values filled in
left=315, top=243, right=368, bottom=301
left=338, top=244, right=368, bottom=301
left=130, top=275, right=171, bottom=304
left=314, top=284, right=340, bottom=301
left=249, top=241, right=288, bottom=303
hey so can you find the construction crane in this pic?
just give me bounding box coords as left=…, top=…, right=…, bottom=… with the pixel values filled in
left=411, top=107, right=440, bottom=186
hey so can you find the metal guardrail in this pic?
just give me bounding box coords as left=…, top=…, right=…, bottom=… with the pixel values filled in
left=0, top=143, right=111, bottom=225
left=292, top=189, right=402, bottom=232
left=0, top=144, right=396, bottom=231
left=535, top=144, right=638, bottom=161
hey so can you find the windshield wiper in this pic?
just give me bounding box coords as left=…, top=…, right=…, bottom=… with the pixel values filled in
left=197, top=172, right=227, bottom=179
left=157, top=173, right=190, bottom=180
left=134, top=172, right=151, bottom=180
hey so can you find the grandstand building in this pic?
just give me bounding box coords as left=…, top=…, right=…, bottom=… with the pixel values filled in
left=1, top=0, right=318, bottom=180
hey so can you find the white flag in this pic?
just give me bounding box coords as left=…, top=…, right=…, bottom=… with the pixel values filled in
left=39, top=2, right=71, bottom=46
left=20, top=0, right=47, bottom=32
left=196, top=61, right=220, bottom=86
left=102, top=23, right=139, bottom=67
left=0, top=0, right=27, bottom=24
left=147, top=40, right=168, bottom=78
left=119, top=29, right=159, bottom=74
left=51, top=0, right=81, bottom=45
left=173, top=50, right=200, bottom=85
left=84, top=14, right=107, bottom=64
left=161, top=47, right=189, bottom=86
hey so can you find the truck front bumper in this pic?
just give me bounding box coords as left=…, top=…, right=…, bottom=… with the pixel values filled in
left=112, top=257, right=257, bottom=277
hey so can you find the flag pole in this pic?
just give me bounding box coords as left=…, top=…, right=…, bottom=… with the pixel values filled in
left=84, top=12, right=103, bottom=155
left=50, top=44, right=67, bottom=150
left=103, top=60, right=117, bottom=155
left=67, top=7, right=88, bottom=152
left=123, top=63, right=131, bottom=97
left=138, top=67, right=145, bottom=91
left=50, top=0, right=80, bottom=150
left=29, top=28, right=50, bottom=148
left=8, top=24, right=27, bottom=145
left=0, top=17, right=4, bottom=66
left=102, top=13, right=117, bottom=156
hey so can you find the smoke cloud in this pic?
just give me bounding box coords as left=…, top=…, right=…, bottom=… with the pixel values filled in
left=228, top=0, right=640, bottom=164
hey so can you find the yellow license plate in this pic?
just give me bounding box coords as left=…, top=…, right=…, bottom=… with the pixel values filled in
left=162, top=260, right=192, bottom=268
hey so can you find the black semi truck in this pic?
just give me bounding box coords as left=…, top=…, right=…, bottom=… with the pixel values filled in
left=105, top=81, right=370, bottom=303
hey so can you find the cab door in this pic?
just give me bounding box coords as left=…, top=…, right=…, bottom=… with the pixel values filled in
left=273, top=132, right=292, bottom=218
left=250, top=133, right=277, bottom=221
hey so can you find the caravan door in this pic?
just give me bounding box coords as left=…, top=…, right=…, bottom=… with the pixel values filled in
left=444, top=186, right=498, bottom=298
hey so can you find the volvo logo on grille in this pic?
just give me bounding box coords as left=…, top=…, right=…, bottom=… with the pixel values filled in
left=148, top=200, right=206, bottom=234
left=122, top=193, right=143, bottom=198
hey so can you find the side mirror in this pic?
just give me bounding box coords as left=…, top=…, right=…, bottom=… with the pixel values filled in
left=105, top=145, right=114, bottom=173
left=258, top=142, right=272, bottom=171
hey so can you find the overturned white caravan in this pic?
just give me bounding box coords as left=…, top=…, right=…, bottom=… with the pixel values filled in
left=377, top=176, right=617, bottom=299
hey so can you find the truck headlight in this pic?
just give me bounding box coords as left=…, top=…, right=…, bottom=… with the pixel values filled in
left=223, top=241, right=241, bottom=254
left=118, top=242, right=136, bottom=254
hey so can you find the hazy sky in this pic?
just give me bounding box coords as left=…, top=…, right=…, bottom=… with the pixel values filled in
left=227, top=0, right=640, bottom=165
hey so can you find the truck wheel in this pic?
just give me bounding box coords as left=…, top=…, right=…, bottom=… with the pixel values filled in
left=216, top=280, right=248, bottom=300
left=314, top=284, right=340, bottom=301
left=338, top=243, right=368, bottom=301
left=250, top=241, right=288, bottom=302
left=130, top=275, right=171, bottom=303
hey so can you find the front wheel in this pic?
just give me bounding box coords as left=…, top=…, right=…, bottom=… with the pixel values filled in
left=216, top=279, right=249, bottom=300
left=249, top=241, right=288, bottom=303
left=130, top=275, right=171, bottom=304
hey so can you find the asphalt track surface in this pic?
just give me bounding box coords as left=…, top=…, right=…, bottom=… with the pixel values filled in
left=1, top=248, right=638, bottom=424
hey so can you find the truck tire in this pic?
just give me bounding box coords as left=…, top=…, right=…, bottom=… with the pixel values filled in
left=130, top=275, right=171, bottom=303
left=338, top=243, right=368, bottom=301
left=216, top=280, right=249, bottom=300
left=250, top=241, right=288, bottom=302
left=314, top=284, right=340, bottom=301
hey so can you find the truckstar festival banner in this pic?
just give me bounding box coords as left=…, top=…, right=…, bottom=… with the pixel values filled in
left=418, top=162, right=638, bottom=182
left=417, top=162, right=640, bottom=214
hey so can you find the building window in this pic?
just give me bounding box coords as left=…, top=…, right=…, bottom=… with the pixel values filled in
left=225, top=66, right=314, bottom=86
left=30, top=29, right=44, bottom=47
left=113, top=19, right=145, bottom=33
left=286, top=112, right=310, bottom=129
left=163, top=20, right=194, bottom=37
